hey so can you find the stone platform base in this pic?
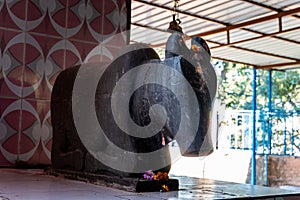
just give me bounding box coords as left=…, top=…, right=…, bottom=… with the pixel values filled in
left=136, top=179, right=179, bottom=192
left=45, top=168, right=179, bottom=192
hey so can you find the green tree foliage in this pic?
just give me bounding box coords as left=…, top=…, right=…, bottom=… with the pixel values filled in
left=216, top=61, right=253, bottom=110
left=216, top=60, right=300, bottom=111
left=272, top=70, right=300, bottom=110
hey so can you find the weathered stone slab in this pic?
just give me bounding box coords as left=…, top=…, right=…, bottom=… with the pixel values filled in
left=45, top=168, right=178, bottom=192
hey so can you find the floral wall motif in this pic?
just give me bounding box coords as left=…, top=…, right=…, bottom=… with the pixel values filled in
left=0, top=0, right=131, bottom=166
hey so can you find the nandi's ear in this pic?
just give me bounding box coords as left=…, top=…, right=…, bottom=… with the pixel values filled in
left=165, top=31, right=191, bottom=60
left=191, top=36, right=211, bottom=57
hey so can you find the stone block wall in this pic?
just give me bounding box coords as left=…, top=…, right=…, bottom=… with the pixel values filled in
left=268, top=155, right=300, bottom=187
left=247, top=155, right=300, bottom=187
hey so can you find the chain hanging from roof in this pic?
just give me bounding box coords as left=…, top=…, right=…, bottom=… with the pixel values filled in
left=168, top=0, right=183, bottom=33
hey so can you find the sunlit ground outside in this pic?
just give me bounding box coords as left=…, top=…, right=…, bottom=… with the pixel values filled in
left=169, top=147, right=252, bottom=184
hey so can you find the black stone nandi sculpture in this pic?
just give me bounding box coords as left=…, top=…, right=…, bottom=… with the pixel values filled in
left=50, top=31, right=217, bottom=180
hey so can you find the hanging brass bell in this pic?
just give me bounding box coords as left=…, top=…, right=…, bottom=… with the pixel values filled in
left=167, top=15, right=182, bottom=33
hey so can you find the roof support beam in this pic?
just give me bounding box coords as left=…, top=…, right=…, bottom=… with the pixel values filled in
left=135, top=0, right=300, bottom=36
left=134, top=1, right=300, bottom=47
left=132, top=22, right=299, bottom=62
left=132, top=1, right=300, bottom=69
left=241, top=0, right=281, bottom=12
left=256, top=61, right=300, bottom=69
left=211, top=59, right=300, bottom=70
left=232, top=46, right=299, bottom=61
left=242, top=27, right=300, bottom=45
left=132, top=22, right=168, bottom=33
left=210, top=26, right=300, bottom=49
left=208, top=40, right=299, bottom=61
left=193, top=7, right=300, bottom=37
left=242, top=0, right=300, bottom=19
left=133, top=23, right=300, bottom=48
left=212, top=56, right=255, bottom=67
left=133, top=0, right=228, bottom=26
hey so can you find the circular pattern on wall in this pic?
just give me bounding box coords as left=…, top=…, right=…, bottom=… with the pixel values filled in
left=0, top=0, right=130, bottom=165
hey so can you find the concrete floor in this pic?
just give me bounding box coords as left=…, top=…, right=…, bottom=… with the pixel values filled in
left=1, top=168, right=300, bottom=200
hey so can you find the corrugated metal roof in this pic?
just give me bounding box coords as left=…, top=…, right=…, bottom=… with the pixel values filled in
left=131, top=0, right=300, bottom=69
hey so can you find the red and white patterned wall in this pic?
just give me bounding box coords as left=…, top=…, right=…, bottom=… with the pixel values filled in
left=0, top=0, right=130, bottom=166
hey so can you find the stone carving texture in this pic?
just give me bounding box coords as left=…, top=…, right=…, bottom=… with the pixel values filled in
left=50, top=32, right=217, bottom=176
